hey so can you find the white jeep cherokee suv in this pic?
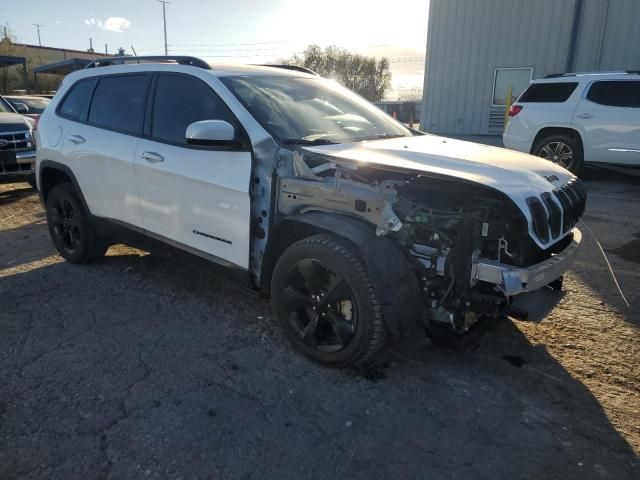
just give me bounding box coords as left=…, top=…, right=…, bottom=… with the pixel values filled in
left=504, top=71, right=640, bottom=174
left=36, top=56, right=586, bottom=367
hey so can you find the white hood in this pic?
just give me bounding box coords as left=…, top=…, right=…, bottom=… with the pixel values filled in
left=304, top=134, right=578, bottom=249
left=304, top=134, right=574, bottom=193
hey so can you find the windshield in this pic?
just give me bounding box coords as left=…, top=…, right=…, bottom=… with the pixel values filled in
left=8, top=97, right=50, bottom=114
left=221, top=75, right=412, bottom=144
left=0, top=97, right=13, bottom=113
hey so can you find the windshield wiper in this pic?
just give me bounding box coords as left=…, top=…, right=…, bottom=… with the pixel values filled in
left=352, top=133, right=407, bottom=142
left=280, top=138, right=339, bottom=146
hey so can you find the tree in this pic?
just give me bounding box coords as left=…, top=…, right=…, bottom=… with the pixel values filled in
left=282, top=45, right=392, bottom=102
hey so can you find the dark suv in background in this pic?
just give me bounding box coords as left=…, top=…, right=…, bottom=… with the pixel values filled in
left=0, top=95, right=37, bottom=186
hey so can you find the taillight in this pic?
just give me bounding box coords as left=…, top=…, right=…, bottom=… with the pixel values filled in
left=508, top=104, right=523, bottom=117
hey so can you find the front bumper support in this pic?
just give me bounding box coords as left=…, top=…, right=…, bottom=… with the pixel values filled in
left=471, top=228, right=582, bottom=296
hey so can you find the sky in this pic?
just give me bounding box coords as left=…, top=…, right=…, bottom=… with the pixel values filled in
left=1, top=0, right=429, bottom=99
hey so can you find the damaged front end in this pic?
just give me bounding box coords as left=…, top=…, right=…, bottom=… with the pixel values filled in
left=274, top=147, right=584, bottom=335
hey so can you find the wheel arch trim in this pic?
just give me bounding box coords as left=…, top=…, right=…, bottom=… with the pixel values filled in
left=264, top=211, right=424, bottom=336
left=531, top=126, right=584, bottom=155
left=38, top=160, right=90, bottom=213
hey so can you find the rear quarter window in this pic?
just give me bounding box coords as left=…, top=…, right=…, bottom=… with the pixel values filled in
left=57, top=79, right=97, bottom=121
left=586, top=81, right=640, bottom=107
left=518, top=82, right=578, bottom=103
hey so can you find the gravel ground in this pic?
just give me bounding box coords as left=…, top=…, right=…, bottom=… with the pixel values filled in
left=0, top=170, right=638, bottom=480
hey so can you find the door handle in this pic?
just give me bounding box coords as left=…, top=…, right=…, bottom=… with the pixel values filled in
left=140, top=151, right=165, bottom=163
left=576, top=113, right=594, bottom=119
left=68, top=135, right=86, bottom=145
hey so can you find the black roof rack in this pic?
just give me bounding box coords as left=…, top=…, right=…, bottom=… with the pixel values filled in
left=260, top=64, right=318, bottom=75
left=85, top=55, right=211, bottom=70
left=544, top=73, right=574, bottom=78
left=546, top=70, right=638, bottom=78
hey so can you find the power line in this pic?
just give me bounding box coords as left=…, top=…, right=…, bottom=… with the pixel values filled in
left=169, top=47, right=294, bottom=54
left=170, top=51, right=303, bottom=58
left=168, top=40, right=289, bottom=47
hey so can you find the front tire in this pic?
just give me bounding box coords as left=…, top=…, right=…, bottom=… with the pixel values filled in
left=271, top=234, right=387, bottom=367
left=532, top=133, right=583, bottom=175
left=46, top=183, right=108, bottom=264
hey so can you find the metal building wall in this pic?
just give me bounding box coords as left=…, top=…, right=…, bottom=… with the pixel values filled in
left=574, top=0, right=640, bottom=71
left=420, top=0, right=639, bottom=136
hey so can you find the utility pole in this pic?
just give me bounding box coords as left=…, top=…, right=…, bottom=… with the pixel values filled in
left=158, top=0, right=170, bottom=55
left=32, top=23, right=44, bottom=46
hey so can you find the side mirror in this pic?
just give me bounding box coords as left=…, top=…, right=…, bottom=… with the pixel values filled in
left=186, top=120, right=240, bottom=147
left=14, top=102, right=29, bottom=114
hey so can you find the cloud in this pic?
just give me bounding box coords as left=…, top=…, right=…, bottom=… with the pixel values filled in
left=102, top=17, right=131, bottom=33
left=84, top=16, right=131, bottom=33
left=84, top=17, right=103, bottom=28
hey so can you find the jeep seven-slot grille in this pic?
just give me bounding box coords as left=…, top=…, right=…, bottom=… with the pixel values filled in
left=0, top=131, right=32, bottom=152
left=526, top=179, right=587, bottom=245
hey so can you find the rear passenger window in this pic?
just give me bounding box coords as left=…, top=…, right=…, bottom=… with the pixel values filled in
left=518, top=82, right=578, bottom=103
left=151, top=74, right=236, bottom=145
left=58, top=79, right=96, bottom=121
left=587, top=81, right=640, bottom=108
left=88, top=75, right=150, bottom=135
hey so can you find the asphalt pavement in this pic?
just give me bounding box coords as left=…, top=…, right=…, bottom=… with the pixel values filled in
left=0, top=168, right=638, bottom=479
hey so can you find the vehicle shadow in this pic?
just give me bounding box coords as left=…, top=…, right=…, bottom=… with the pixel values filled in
left=576, top=166, right=639, bottom=322
left=0, top=184, right=35, bottom=207
left=582, top=165, right=640, bottom=185
left=386, top=317, right=638, bottom=478
left=510, top=286, right=564, bottom=323
left=0, top=213, right=52, bottom=270
left=1, top=250, right=637, bottom=479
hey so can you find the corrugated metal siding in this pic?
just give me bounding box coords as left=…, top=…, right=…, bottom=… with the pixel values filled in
left=574, top=0, right=640, bottom=71
left=421, top=0, right=576, bottom=135
left=573, top=0, right=607, bottom=70
left=596, top=0, right=640, bottom=70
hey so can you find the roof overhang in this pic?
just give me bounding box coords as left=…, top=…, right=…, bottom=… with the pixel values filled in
left=33, top=58, right=93, bottom=75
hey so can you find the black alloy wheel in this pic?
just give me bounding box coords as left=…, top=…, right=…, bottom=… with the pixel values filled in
left=271, top=234, right=387, bottom=367
left=45, top=183, right=108, bottom=263
left=49, top=195, right=82, bottom=255
left=280, top=258, right=357, bottom=352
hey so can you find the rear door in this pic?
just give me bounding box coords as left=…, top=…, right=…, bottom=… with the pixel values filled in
left=59, top=74, right=150, bottom=227
left=573, top=80, right=640, bottom=165
left=134, top=73, right=252, bottom=269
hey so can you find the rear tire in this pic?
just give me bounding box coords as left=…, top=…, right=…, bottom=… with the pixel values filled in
left=532, top=133, right=583, bottom=175
left=271, top=234, right=387, bottom=367
left=46, top=183, right=108, bottom=264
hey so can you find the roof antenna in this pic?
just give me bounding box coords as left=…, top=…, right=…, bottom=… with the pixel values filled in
left=130, top=45, right=140, bottom=63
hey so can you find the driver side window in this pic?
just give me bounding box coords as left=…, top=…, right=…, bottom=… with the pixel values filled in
left=151, top=74, right=236, bottom=145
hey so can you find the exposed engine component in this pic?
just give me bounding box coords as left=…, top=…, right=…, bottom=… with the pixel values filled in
left=279, top=152, right=580, bottom=336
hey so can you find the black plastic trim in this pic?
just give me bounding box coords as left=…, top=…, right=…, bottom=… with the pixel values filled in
left=86, top=55, right=211, bottom=70
left=90, top=216, right=251, bottom=286
left=38, top=160, right=90, bottom=211
left=278, top=211, right=423, bottom=336
left=526, top=196, right=550, bottom=244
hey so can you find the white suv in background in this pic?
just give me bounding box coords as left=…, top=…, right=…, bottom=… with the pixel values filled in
left=503, top=71, right=640, bottom=174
